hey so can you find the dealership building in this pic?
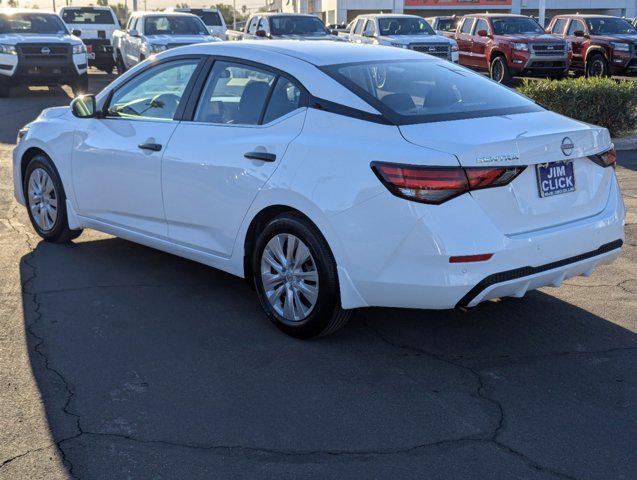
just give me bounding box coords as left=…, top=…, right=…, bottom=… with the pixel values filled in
left=275, top=0, right=637, bottom=26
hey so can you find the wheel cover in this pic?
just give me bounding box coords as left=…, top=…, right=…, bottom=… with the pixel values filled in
left=260, top=233, right=319, bottom=322
left=492, top=60, right=504, bottom=82
left=590, top=59, right=605, bottom=76
left=27, top=168, right=58, bottom=232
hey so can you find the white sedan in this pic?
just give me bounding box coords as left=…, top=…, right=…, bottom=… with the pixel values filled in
left=13, top=41, right=625, bottom=338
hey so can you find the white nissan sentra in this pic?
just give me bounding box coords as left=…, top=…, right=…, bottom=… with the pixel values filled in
left=13, top=41, right=625, bottom=338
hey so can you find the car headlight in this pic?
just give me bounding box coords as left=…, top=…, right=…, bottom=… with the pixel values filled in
left=72, top=43, right=86, bottom=55
left=17, top=126, right=29, bottom=143
left=512, top=43, right=529, bottom=52
left=611, top=42, right=630, bottom=52
left=149, top=44, right=167, bottom=53
left=0, top=44, right=17, bottom=55
left=391, top=43, right=409, bottom=49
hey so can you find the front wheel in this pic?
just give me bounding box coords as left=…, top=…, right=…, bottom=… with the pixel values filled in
left=252, top=213, right=351, bottom=338
left=586, top=53, right=609, bottom=78
left=490, top=56, right=512, bottom=85
left=23, top=154, right=82, bottom=243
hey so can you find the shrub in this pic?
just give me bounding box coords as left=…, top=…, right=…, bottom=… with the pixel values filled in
left=518, top=77, right=637, bottom=137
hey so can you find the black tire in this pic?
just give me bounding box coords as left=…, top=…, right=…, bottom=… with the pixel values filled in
left=115, top=51, right=127, bottom=75
left=23, top=154, right=83, bottom=243
left=71, top=73, right=89, bottom=96
left=490, top=55, right=512, bottom=85
left=252, top=212, right=351, bottom=339
left=0, top=83, right=9, bottom=98
left=586, top=53, right=609, bottom=78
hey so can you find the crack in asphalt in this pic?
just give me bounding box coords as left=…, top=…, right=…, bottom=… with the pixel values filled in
left=362, top=318, right=580, bottom=480
left=562, top=278, right=636, bottom=294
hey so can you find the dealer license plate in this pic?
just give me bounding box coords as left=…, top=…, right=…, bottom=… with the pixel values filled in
left=536, top=160, right=575, bottom=198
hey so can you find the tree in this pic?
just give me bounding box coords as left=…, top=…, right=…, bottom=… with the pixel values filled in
left=112, top=3, right=130, bottom=26
left=7, top=0, right=18, bottom=8
left=213, top=3, right=243, bottom=25
left=97, top=0, right=109, bottom=6
left=176, top=3, right=189, bottom=8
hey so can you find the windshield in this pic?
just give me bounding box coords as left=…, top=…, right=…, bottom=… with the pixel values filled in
left=492, top=17, right=544, bottom=35
left=586, top=17, right=637, bottom=35
left=61, top=9, right=115, bottom=25
left=144, top=15, right=208, bottom=35
left=270, top=16, right=327, bottom=36
left=436, top=18, right=459, bottom=32
left=0, top=13, right=67, bottom=34
left=379, top=17, right=435, bottom=36
left=323, top=60, right=541, bottom=124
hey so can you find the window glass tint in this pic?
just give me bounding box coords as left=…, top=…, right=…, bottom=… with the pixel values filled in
left=552, top=18, right=567, bottom=34
left=144, top=15, right=207, bottom=35
left=325, top=60, right=541, bottom=124
left=378, top=17, right=435, bottom=36
left=586, top=17, right=637, bottom=34
left=269, top=15, right=327, bottom=36
left=199, top=11, right=223, bottom=26
left=257, top=17, right=268, bottom=31
left=61, top=9, right=115, bottom=24
left=437, top=18, right=459, bottom=32
left=262, top=78, right=302, bottom=124
left=247, top=17, right=258, bottom=34
left=195, top=62, right=276, bottom=125
left=0, top=13, right=67, bottom=34
left=567, top=20, right=585, bottom=36
left=364, top=20, right=375, bottom=34
left=353, top=19, right=365, bottom=34
left=108, top=59, right=199, bottom=120
left=460, top=18, right=474, bottom=34
left=474, top=19, right=489, bottom=34
left=491, top=17, right=543, bottom=35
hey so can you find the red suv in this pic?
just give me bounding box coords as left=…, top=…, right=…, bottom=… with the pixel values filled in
left=453, top=14, right=571, bottom=84
left=548, top=15, right=637, bottom=77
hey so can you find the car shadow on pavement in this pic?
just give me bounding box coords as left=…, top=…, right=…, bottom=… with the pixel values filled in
left=19, top=236, right=637, bottom=479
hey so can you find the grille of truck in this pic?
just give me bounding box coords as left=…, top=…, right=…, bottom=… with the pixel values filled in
left=531, top=44, right=567, bottom=56
left=409, top=43, right=450, bottom=58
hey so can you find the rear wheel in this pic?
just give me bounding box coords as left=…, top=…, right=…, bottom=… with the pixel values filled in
left=490, top=56, right=512, bottom=85
left=252, top=213, right=351, bottom=339
left=586, top=53, right=609, bottom=77
left=23, top=154, right=82, bottom=243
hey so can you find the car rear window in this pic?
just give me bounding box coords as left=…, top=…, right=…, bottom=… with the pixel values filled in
left=61, top=9, right=115, bottom=25
left=199, top=11, right=223, bottom=27
left=322, top=60, right=542, bottom=124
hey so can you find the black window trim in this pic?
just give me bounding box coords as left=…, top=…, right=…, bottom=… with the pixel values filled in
left=101, top=54, right=208, bottom=121
left=319, top=59, right=544, bottom=126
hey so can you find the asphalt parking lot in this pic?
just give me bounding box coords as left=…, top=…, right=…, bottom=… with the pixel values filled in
left=0, top=71, right=635, bottom=480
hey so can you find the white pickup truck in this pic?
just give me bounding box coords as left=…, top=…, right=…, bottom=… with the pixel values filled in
left=226, top=13, right=345, bottom=42
left=59, top=6, right=119, bottom=73
left=0, top=9, right=88, bottom=98
left=112, top=12, right=217, bottom=72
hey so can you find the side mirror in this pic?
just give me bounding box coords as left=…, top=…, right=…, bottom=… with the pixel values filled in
left=72, top=29, right=82, bottom=37
left=330, top=29, right=339, bottom=36
left=129, top=29, right=139, bottom=37
left=255, top=29, right=267, bottom=38
left=545, top=28, right=551, bottom=34
left=477, top=29, right=488, bottom=37
left=71, top=94, right=97, bottom=118
left=573, top=30, right=585, bottom=37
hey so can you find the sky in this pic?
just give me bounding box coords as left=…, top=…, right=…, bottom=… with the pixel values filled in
left=1, top=0, right=269, bottom=15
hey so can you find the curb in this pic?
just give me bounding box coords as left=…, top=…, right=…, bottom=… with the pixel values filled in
left=612, top=133, right=637, bottom=151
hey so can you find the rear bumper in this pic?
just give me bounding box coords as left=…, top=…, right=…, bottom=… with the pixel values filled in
left=334, top=174, right=625, bottom=310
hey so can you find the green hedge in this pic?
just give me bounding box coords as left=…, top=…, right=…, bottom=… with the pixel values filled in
left=518, top=77, right=637, bottom=137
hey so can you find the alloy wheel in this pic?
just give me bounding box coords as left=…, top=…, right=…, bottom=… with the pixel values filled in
left=589, top=58, right=606, bottom=77
left=27, top=168, right=58, bottom=232
left=260, top=233, right=319, bottom=322
left=492, top=59, right=504, bottom=83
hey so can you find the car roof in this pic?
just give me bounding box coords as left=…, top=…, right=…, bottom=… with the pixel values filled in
left=176, top=40, right=423, bottom=67
left=0, top=8, right=56, bottom=14
left=553, top=14, right=617, bottom=19
left=59, top=6, right=112, bottom=10
left=257, top=13, right=318, bottom=18
left=467, top=13, right=528, bottom=18
left=131, top=11, right=197, bottom=17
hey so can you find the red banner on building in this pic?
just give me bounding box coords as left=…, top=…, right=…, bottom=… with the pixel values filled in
left=404, top=0, right=512, bottom=7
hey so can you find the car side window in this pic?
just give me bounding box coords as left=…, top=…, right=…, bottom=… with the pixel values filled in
left=365, top=20, right=376, bottom=35
left=262, top=77, right=302, bottom=124
left=567, top=19, right=585, bottom=36
left=460, top=18, right=474, bottom=34
left=247, top=16, right=258, bottom=34
left=257, top=17, right=267, bottom=31
left=194, top=61, right=276, bottom=125
left=552, top=18, right=567, bottom=34
left=353, top=19, right=365, bottom=35
left=474, top=19, right=488, bottom=35
left=107, top=59, right=200, bottom=120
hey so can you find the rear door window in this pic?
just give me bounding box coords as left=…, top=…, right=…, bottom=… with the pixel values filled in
left=460, top=18, right=474, bottom=34
left=551, top=18, right=567, bottom=34
left=567, top=19, right=585, bottom=36
left=474, top=19, right=489, bottom=35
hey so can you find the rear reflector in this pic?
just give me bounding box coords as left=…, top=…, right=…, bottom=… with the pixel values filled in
left=589, top=147, right=616, bottom=168
left=371, top=162, right=526, bottom=205
left=449, top=254, right=493, bottom=263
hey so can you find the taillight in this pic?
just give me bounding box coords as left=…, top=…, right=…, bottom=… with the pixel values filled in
left=589, top=148, right=616, bottom=168
left=371, top=162, right=526, bottom=205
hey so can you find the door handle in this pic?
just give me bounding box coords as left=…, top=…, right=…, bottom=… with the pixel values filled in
left=138, top=143, right=162, bottom=152
left=244, top=151, right=276, bottom=162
